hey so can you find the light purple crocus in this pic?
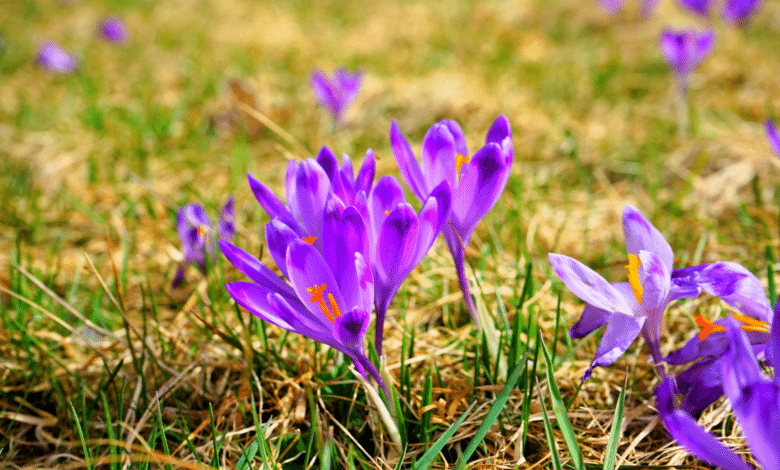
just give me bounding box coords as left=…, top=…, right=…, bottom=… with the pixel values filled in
left=246, top=147, right=450, bottom=356
left=600, top=0, right=659, bottom=15
left=36, top=42, right=78, bottom=74
left=765, top=119, right=780, bottom=158
left=659, top=29, right=715, bottom=92
left=172, top=196, right=235, bottom=287
left=657, top=312, right=780, bottom=470
left=548, top=206, right=710, bottom=380
left=678, top=0, right=713, bottom=16
left=311, top=68, right=362, bottom=123
left=98, top=16, right=127, bottom=43
left=664, top=262, right=774, bottom=416
left=723, top=0, right=762, bottom=24
left=391, top=116, right=513, bottom=327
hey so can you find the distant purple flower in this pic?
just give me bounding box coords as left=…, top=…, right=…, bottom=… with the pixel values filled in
left=678, top=0, right=713, bottom=16
left=723, top=0, right=762, bottom=24
left=664, top=262, right=773, bottom=415
left=246, top=147, right=450, bottom=356
left=173, top=196, right=234, bottom=287
left=98, top=16, right=127, bottom=43
left=392, top=116, right=513, bottom=327
left=765, top=119, right=780, bottom=158
left=600, top=0, right=659, bottom=15
left=659, top=29, right=715, bottom=91
left=657, top=312, right=780, bottom=469
left=548, top=206, right=712, bottom=380
left=36, top=42, right=78, bottom=74
left=311, top=68, right=362, bottom=122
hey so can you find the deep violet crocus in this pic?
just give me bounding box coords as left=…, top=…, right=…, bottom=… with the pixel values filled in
left=172, top=196, right=235, bottom=287
left=98, top=16, right=127, bottom=43
left=36, top=42, right=78, bottom=74
left=391, top=116, right=513, bottom=327
left=246, top=147, right=450, bottom=356
left=659, top=28, right=715, bottom=92
left=311, top=68, right=362, bottom=123
left=664, top=262, right=774, bottom=416
left=765, top=119, right=780, bottom=158
left=548, top=205, right=710, bottom=380
left=657, top=311, right=780, bottom=470
left=723, top=0, right=762, bottom=25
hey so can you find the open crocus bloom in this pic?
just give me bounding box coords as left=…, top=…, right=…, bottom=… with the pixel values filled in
left=664, top=262, right=773, bottom=415
left=310, top=68, right=362, bottom=123
left=548, top=205, right=709, bottom=380
left=391, top=116, right=513, bottom=326
left=173, top=196, right=234, bottom=287
left=657, top=312, right=780, bottom=470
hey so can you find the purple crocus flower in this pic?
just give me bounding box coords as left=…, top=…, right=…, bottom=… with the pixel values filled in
left=98, top=16, right=127, bottom=43
left=172, top=196, right=235, bottom=287
left=765, top=119, right=780, bottom=158
left=723, top=0, right=762, bottom=24
left=310, top=68, right=362, bottom=123
left=246, top=147, right=450, bottom=356
left=664, top=262, right=773, bottom=416
left=36, top=42, right=78, bottom=74
left=678, top=0, right=713, bottom=16
left=391, top=116, right=513, bottom=326
left=548, top=206, right=711, bottom=380
left=657, top=312, right=780, bottom=469
left=659, top=29, right=715, bottom=92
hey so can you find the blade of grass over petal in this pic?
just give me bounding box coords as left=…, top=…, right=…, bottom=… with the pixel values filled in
left=412, top=401, right=476, bottom=470
left=603, top=373, right=628, bottom=470
left=541, top=334, right=584, bottom=470
left=454, top=350, right=529, bottom=470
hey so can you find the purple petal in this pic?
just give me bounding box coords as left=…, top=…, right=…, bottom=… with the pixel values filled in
left=218, top=195, right=235, bottom=241
left=266, top=220, right=301, bottom=279
left=722, top=319, right=780, bottom=467
left=622, top=206, right=674, bottom=274
left=247, top=173, right=303, bottom=235
left=376, top=204, right=419, bottom=286
left=570, top=282, right=637, bottom=338
left=286, top=239, right=346, bottom=322
left=583, top=312, right=645, bottom=380
left=311, top=70, right=341, bottom=118
left=316, top=146, right=339, bottom=182
left=678, top=0, right=713, bottom=16
left=723, top=0, right=762, bottom=24
left=690, top=262, right=772, bottom=322
left=354, top=148, right=376, bottom=195
left=420, top=122, right=458, bottom=195
left=770, top=303, right=780, bottom=373
left=548, top=253, right=635, bottom=315
left=334, top=308, right=370, bottom=350
left=354, top=252, right=373, bottom=315
left=391, top=121, right=427, bottom=201
left=659, top=29, right=715, bottom=79
left=36, top=42, right=78, bottom=73
left=656, top=377, right=753, bottom=470
left=411, top=180, right=451, bottom=265
left=669, top=266, right=705, bottom=301
left=636, top=250, right=672, bottom=350
left=441, top=120, right=469, bottom=157
left=98, top=16, right=127, bottom=43
left=287, top=160, right=331, bottom=240
left=220, top=239, right=297, bottom=302
left=368, top=175, right=406, bottom=245
left=484, top=115, right=512, bottom=146
left=766, top=119, right=780, bottom=159
left=676, top=358, right=727, bottom=416
left=323, top=205, right=368, bottom=312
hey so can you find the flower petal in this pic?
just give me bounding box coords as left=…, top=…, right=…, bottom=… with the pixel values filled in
left=218, top=195, right=235, bottom=241
left=286, top=239, right=346, bottom=322
left=368, top=175, right=406, bottom=250
left=686, top=262, right=772, bottom=322
left=334, top=308, right=370, bottom=351
left=354, top=148, right=376, bottom=195
left=316, top=146, right=339, bottom=182
left=247, top=173, right=303, bottom=235
left=622, top=206, right=674, bottom=274
left=219, top=239, right=297, bottom=302
left=548, top=253, right=634, bottom=316
left=569, top=282, right=637, bottom=338
left=676, top=357, right=726, bottom=417
left=583, top=312, right=645, bottom=380
left=391, top=121, right=427, bottom=201
left=288, top=160, right=331, bottom=240
left=766, top=119, right=780, bottom=159
left=421, top=122, right=457, bottom=195
left=411, top=180, right=451, bottom=266
left=656, top=377, right=753, bottom=470
left=484, top=115, right=512, bottom=146
left=266, top=219, right=301, bottom=279
left=441, top=120, right=468, bottom=157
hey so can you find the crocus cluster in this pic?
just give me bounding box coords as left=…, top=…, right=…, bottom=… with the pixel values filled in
left=679, top=0, right=762, bottom=25
left=220, top=117, right=511, bottom=399
left=173, top=197, right=235, bottom=287
left=311, top=68, right=363, bottom=123
left=35, top=15, right=127, bottom=74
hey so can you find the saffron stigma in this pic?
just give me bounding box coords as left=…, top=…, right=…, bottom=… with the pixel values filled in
left=306, top=283, right=342, bottom=324
left=695, top=313, right=770, bottom=341
left=302, top=236, right=316, bottom=245
left=625, top=254, right=643, bottom=304
left=456, top=154, right=470, bottom=182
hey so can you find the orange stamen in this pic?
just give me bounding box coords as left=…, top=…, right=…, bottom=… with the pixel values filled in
left=456, top=154, right=470, bottom=182
left=732, top=313, right=770, bottom=331
left=306, top=283, right=341, bottom=324
left=384, top=210, right=390, bottom=215
left=302, top=236, right=316, bottom=245
left=695, top=315, right=725, bottom=340
left=624, top=254, right=643, bottom=305
left=197, top=225, right=208, bottom=238
left=695, top=314, right=770, bottom=341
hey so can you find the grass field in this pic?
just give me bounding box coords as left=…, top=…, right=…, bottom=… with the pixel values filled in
left=2, top=0, right=779, bottom=468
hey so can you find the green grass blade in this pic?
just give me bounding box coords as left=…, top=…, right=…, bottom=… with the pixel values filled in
left=602, top=374, right=628, bottom=470
left=453, top=353, right=529, bottom=470
left=540, top=334, right=584, bottom=470
left=536, top=379, right=563, bottom=470
left=412, top=401, right=476, bottom=470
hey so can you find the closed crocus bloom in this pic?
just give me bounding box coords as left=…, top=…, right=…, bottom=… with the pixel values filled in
left=548, top=206, right=716, bottom=380
left=391, top=116, right=513, bottom=327
left=311, top=67, right=362, bottom=123
left=98, top=16, right=127, bottom=43
left=657, top=312, right=780, bottom=469
left=659, top=29, right=715, bottom=91
left=36, top=42, right=78, bottom=73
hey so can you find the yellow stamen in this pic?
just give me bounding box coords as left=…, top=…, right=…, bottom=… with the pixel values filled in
left=732, top=313, right=770, bottom=331
left=302, top=236, right=316, bottom=245
left=197, top=225, right=208, bottom=238
left=456, top=154, right=470, bottom=182
left=306, top=283, right=341, bottom=324
left=695, top=313, right=770, bottom=340
left=624, top=254, right=643, bottom=305
left=384, top=210, right=390, bottom=215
